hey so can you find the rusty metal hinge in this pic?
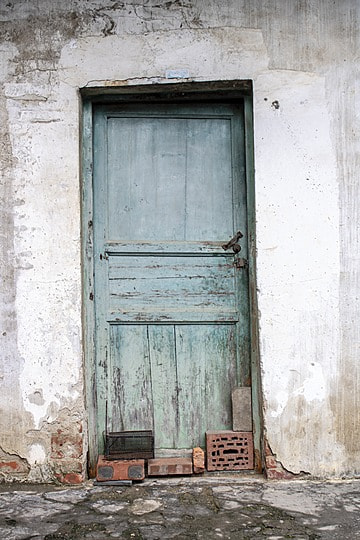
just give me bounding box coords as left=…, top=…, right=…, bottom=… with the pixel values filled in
left=235, top=257, right=248, bottom=269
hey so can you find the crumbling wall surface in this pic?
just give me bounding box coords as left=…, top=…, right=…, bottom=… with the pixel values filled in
left=0, top=0, right=359, bottom=480
left=0, top=2, right=88, bottom=483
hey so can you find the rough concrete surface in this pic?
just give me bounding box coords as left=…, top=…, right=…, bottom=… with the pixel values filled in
left=0, top=478, right=360, bottom=539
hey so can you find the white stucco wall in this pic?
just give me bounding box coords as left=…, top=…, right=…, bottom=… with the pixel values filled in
left=0, top=0, right=359, bottom=480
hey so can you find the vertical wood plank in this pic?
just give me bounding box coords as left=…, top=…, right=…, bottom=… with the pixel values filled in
left=82, top=99, right=99, bottom=473
left=93, top=107, right=110, bottom=454
left=244, top=94, right=263, bottom=470
left=174, top=325, right=206, bottom=448
left=148, top=325, right=179, bottom=449
left=107, top=117, right=187, bottom=241
left=175, top=325, right=236, bottom=448
left=108, top=325, right=154, bottom=432
left=185, top=118, right=233, bottom=240
left=203, top=324, right=237, bottom=435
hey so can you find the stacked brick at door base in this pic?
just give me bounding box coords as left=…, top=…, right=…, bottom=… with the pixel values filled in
left=97, top=386, right=255, bottom=480
left=200, top=386, right=255, bottom=472
left=202, top=387, right=254, bottom=472
left=96, top=433, right=253, bottom=480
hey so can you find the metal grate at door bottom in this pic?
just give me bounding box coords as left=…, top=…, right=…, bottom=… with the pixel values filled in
left=104, top=402, right=154, bottom=460
left=104, top=430, right=154, bottom=460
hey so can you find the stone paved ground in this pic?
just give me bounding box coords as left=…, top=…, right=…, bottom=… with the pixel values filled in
left=1, top=477, right=360, bottom=539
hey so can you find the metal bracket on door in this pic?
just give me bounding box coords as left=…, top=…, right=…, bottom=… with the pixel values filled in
left=235, top=257, right=248, bottom=269
left=222, top=231, right=243, bottom=253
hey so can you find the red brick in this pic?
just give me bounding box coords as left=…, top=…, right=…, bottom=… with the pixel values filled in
left=0, top=461, right=21, bottom=471
left=52, top=459, right=83, bottom=474
left=0, top=458, right=29, bottom=474
left=96, top=456, right=145, bottom=481
left=263, top=438, right=296, bottom=480
left=55, top=472, right=84, bottom=484
left=63, top=473, right=84, bottom=484
left=51, top=431, right=82, bottom=459
left=206, top=431, right=254, bottom=471
left=264, top=440, right=273, bottom=457
left=266, top=468, right=295, bottom=480
left=192, top=447, right=205, bottom=474
left=265, top=455, right=278, bottom=469
left=147, top=457, right=193, bottom=476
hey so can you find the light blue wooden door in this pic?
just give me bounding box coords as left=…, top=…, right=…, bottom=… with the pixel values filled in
left=93, top=102, right=250, bottom=452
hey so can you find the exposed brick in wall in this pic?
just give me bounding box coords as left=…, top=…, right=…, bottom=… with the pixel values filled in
left=0, top=448, right=30, bottom=481
left=49, top=420, right=85, bottom=484
left=54, top=472, right=84, bottom=485
left=264, top=439, right=310, bottom=480
left=51, top=429, right=83, bottom=460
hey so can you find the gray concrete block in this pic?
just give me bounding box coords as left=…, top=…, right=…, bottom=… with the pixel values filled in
left=232, top=387, right=252, bottom=431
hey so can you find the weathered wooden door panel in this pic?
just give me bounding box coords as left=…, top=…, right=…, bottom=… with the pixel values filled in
left=107, top=251, right=238, bottom=322
left=93, top=102, right=250, bottom=453
left=108, top=324, right=236, bottom=449
left=106, top=114, right=235, bottom=241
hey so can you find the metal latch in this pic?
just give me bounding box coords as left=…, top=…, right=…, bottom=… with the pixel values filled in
left=222, top=231, right=243, bottom=253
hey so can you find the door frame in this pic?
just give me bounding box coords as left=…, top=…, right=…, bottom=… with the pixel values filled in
left=80, top=80, right=263, bottom=477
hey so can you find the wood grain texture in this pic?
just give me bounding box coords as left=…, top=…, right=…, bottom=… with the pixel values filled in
left=107, top=115, right=233, bottom=242
left=107, top=323, right=236, bottom=449
left=108, top=254, right=237, bottom=322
